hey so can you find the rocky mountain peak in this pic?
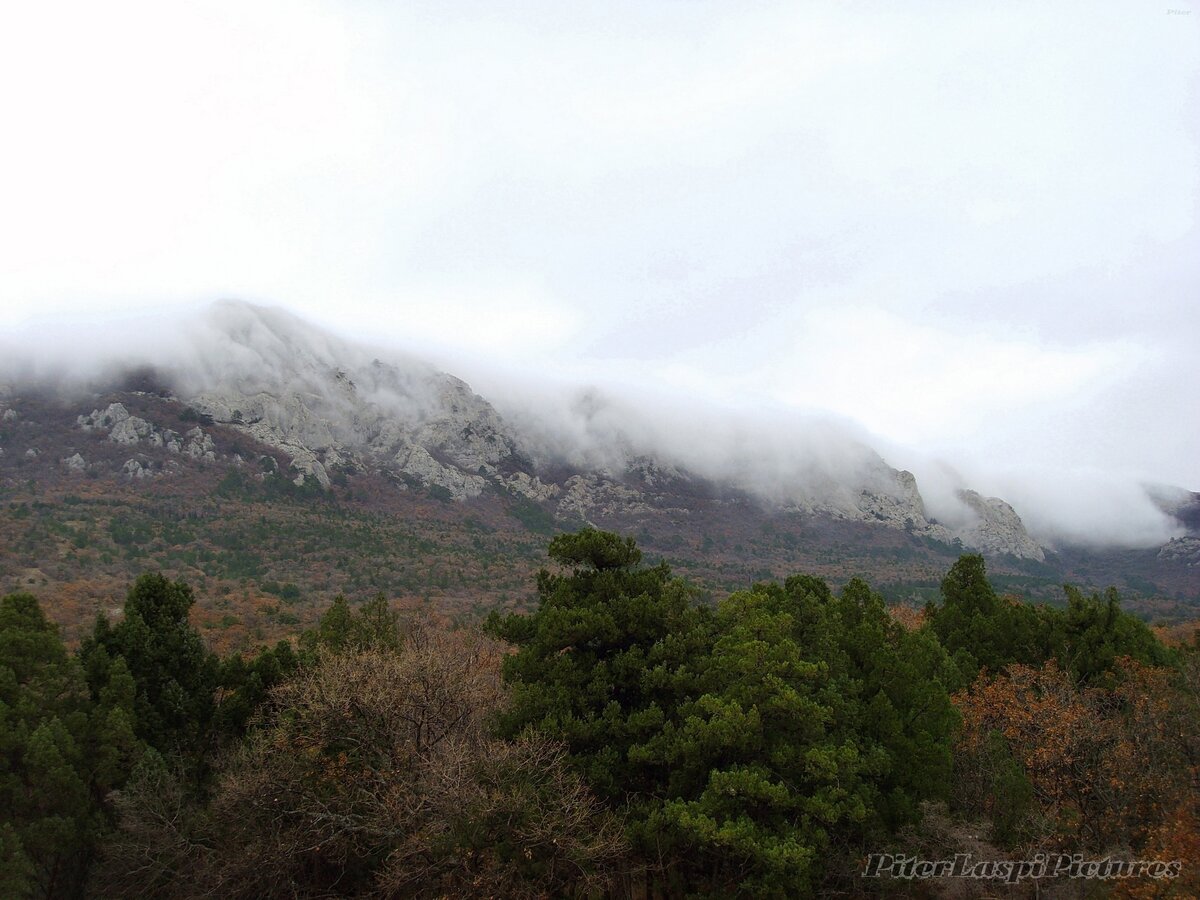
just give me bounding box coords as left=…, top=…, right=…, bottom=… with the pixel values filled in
left=954, top=489, right=1046, bottom=562
left=9, top=300, right=1052, bottom=561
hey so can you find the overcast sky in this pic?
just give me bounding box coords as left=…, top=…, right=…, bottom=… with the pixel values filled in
left=2, top=1, right=1198, bottom=508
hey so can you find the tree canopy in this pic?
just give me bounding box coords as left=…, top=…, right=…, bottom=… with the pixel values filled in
left=1, top=531, right=1192, bottom=898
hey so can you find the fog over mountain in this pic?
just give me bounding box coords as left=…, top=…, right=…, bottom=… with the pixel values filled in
left=2, top=3, right=1197, bottom=560
left=3, top=13, right=1198, bottom=889
left=0, top=300, right=1188, bottom=551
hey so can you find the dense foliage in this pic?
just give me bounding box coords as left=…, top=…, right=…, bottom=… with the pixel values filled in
left=927, top=554, right=1172, bottom=684
left=487, top=535, right=962, bottom=896
left=1, top=530, right=1196, bottom=897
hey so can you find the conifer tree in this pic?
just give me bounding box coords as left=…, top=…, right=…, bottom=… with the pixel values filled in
left=1, top=592, right=145, bottom=898
left=80, top=574, right=218, bottom=765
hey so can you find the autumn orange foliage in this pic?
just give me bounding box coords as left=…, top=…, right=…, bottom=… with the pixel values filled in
left=886, top=603, right=927, bottom=631
left=953, top=657, right=1200, bottom=893
left=1152, top=619, right=1200, bottom=648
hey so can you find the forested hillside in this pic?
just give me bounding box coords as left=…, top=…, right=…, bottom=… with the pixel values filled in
left=3, top=530, right=1197, bottom=898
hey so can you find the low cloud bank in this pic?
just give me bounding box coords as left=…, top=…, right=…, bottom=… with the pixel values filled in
left=1, top=301, right=1189, bottom=549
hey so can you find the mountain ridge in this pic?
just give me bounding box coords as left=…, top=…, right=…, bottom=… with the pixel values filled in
left=5, top=300, right=1195, bottom=561
left=2, top=301, right=1197, bottom=651
left=162, top=302, right=1051, bottom=559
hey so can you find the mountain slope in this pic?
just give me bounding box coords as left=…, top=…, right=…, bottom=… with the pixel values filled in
left=1, top=301, right=1196, bottom=647
left=164, top=302, right=1046, bottom=558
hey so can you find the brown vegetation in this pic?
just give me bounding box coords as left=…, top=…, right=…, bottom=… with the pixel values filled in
left=94, top=622, right=626, bottom=898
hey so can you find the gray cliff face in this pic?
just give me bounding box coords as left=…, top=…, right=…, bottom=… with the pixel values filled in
left=191, top=366, right=520, bottom=499
left=954, top=490, right=1046, bottom=562
left=167, top=302, right=520, bottom=498
left=854, top=468, right=955, bottom=544
left=112, top=301, right=1049, bottom=559
left=771, top=463, right=1047, bottom=558
left=1158, top=537, right=1200, bottom=567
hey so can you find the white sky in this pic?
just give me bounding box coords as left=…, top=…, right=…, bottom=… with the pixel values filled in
left=2, top=1, right=1198, bottom=498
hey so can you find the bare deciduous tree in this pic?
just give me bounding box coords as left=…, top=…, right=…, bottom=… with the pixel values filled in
left=95, top=620, right=626, bottom=898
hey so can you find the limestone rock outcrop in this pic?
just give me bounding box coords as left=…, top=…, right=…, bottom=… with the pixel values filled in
left=183, top=305, right=519, bottom=498
left=1158, top=536, right=1200, bottom=567
left=62, top=452, right=87, bottom=473
left=122, top=458, right=151, bottom=479
left=77, top=402, right=215, bottom=464
left=74, top=300, right=1051, bottom=561
left=954, top=490, right=1046, bottom=562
